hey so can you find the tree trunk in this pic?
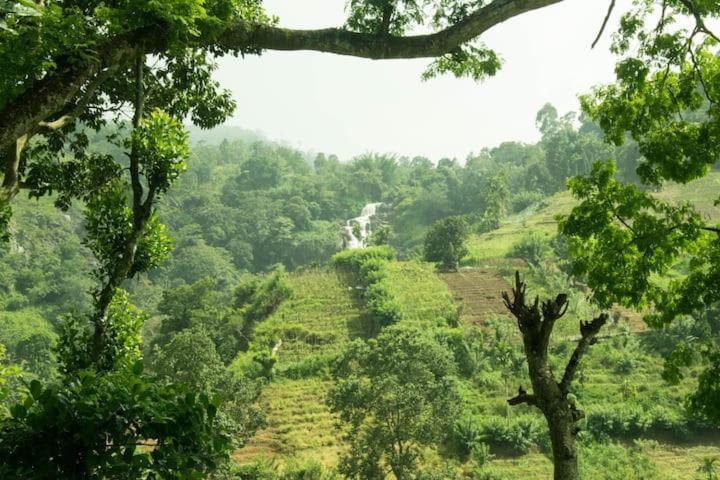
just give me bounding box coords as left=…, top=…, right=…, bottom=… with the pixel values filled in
left=546, top=409, right=580, bottom=480
left=89, top=53, right=150, bottom=369
left=503, top=272, right=607, bottom=480
left=2, top=135, right=28, bottom=203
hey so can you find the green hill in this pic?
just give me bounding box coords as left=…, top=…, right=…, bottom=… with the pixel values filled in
left=466, top=171, right=720, bottom=265
left=231, top=175, right=720, bottom=478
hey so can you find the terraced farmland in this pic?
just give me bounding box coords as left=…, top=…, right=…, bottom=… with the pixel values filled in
left=235, top=269, right=362, bottom=463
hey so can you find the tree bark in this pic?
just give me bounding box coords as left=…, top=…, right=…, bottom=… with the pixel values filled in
left=1, top=135, right=28, bottom=203
left=503, top=272, right=607, bottom=480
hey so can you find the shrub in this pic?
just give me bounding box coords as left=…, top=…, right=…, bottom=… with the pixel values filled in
left=433, top=327, right=482, bottom=378
left=449, top=414, right=485, bottom=459
left=279, top=353, right=335, bottom=380
left=282, top=459, right=331, bottom=480
left=584, top=404, right=696, bottom=441
left=358, top=257, right=388, bottom=284
left=479, top=416, right=546, bottom=454
left=332, top=246, right=402, bottom=333
left=331, top=246, right=396, bottom=276
left=473, top=467, right=508, bottom=480
left=236, top=267, right=293, bottom=350
left=231, top=348, right=276, bottom=380
left=232, top=458, right=278, bottom=479
left=365, top=281, right=403, bottom=330
left=242, top=267, right=293, bottom=325
left=416, top=466, right=462, bottom=479
left=508, top=230, right=552, bottom=266
left=472, top=442, right=494, bottom=467
left=510, top=191, right=545, bottom=213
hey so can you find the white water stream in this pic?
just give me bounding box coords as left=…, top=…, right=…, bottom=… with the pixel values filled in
left=342, top=203, right=382, bottom=249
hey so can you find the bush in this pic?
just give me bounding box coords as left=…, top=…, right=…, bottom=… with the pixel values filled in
left=585, top=404, right=695, bottom=440
left=433, top=327, right=482, bottom=378
left=365, top=281, right=403, bottom=330
left=416, top=466, right=462, bottom=480
left=236, top=267, right=293, bottom=350
left=242, top=267, right=293, bottom=325
left=331, top=246, right=396, bottom=276
left=282, top=459, right=333, bottom=480
left=479, top=416, right=546, bottom=454
left=358, top=257, right=389, bottom=284
left=333, top=247, right=403, bottom=333
left=510, top=191, right=546, bottom=213
left=278, top=353, right=335, bottom=380
left=508, top=230, right=552, bottom=266
left=231, top=348, right=276, bottom=380
left=473, top=467, right=508, bottom=480
left=449, top=415, right=489, bottom=459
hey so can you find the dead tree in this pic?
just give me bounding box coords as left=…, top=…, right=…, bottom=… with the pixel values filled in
left=502, top=271, right=608, bottom=480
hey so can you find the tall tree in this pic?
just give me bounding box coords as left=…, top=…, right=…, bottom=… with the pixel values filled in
left=327, top=326, right=461, bottom=480
left=559, top=0, right=720, bottom=424
left=424, top=215, right=470, bottom=270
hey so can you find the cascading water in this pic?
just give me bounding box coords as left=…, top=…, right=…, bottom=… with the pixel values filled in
left=342, top=202, right=382, bottom=249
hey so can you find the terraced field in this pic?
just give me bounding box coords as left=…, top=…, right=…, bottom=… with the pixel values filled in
left=234, top=379, right=341, bottom=465
left=235, top=269, right=362, bottom=463
left=438, top=268, right=511, bottom=325
left=253, top=269, right=364, bottom=365
left=231, top=174, right=720, bottom=477
left=384, top=261, right=457, bottom=326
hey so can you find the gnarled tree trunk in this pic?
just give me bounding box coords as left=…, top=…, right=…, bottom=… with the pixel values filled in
left=503, top=272, right=607, bottom=480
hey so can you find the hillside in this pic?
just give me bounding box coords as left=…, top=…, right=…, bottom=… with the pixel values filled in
left=233, top=270, right=362, bottom=464
left=465, top=172, right=720, bottom=264
left=2, top=139, right=718, bottom=478
left=230, top=175, right=720, bottom=479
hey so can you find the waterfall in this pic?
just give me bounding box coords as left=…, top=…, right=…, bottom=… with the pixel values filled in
left=342, top=202, right=382, bottom=249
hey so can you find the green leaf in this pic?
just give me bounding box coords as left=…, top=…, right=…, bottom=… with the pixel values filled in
left=29, top=379, right=42, bottom=399
left=132, top=360, right=144, bottom=376
left=10, top=403, right=27, bottom=419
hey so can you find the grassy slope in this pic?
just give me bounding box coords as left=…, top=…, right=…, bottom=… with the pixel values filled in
left=466, top=172, right=720, bottom=264
left=234, top=269, right=362, bottom=465
left=234, top=262, right=460, bottom=466
left=235, top=174, right=720, bottom=477
left=460, top=172, right=720, bottom=479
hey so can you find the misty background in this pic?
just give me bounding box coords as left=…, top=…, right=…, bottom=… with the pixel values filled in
left=214, top=0, right=629, bottom=160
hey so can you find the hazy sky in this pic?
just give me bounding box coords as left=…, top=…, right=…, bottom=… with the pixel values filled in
left=215, top=0, right=629, bottom=161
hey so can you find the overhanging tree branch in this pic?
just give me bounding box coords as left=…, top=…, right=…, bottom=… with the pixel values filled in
left=220, top=0, right=564, bottom=59
left=0, top=0, right=565, bottom=154
left=0, top=45, right=133, bottom=159
left=591, top=0, right=616, bottom=49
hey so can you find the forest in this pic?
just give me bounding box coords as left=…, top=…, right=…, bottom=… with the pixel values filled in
left=1, top=0, right=720, bottom=479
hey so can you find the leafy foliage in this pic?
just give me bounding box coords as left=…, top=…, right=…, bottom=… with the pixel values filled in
left=424, top=216, right=469, bottom=270
left=0, top=365, right=231, bottom=479
left=327, top=326, right=461, bottom=479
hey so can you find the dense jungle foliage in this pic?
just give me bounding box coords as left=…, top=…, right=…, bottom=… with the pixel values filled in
left=2, top=0, right=720, bottom=479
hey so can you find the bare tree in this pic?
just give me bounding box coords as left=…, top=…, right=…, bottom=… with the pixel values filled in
left=503, top=271, right=608, bottom=480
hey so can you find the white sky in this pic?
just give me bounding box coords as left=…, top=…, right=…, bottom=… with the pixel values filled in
left=215, top=0, right=629, bottom=161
